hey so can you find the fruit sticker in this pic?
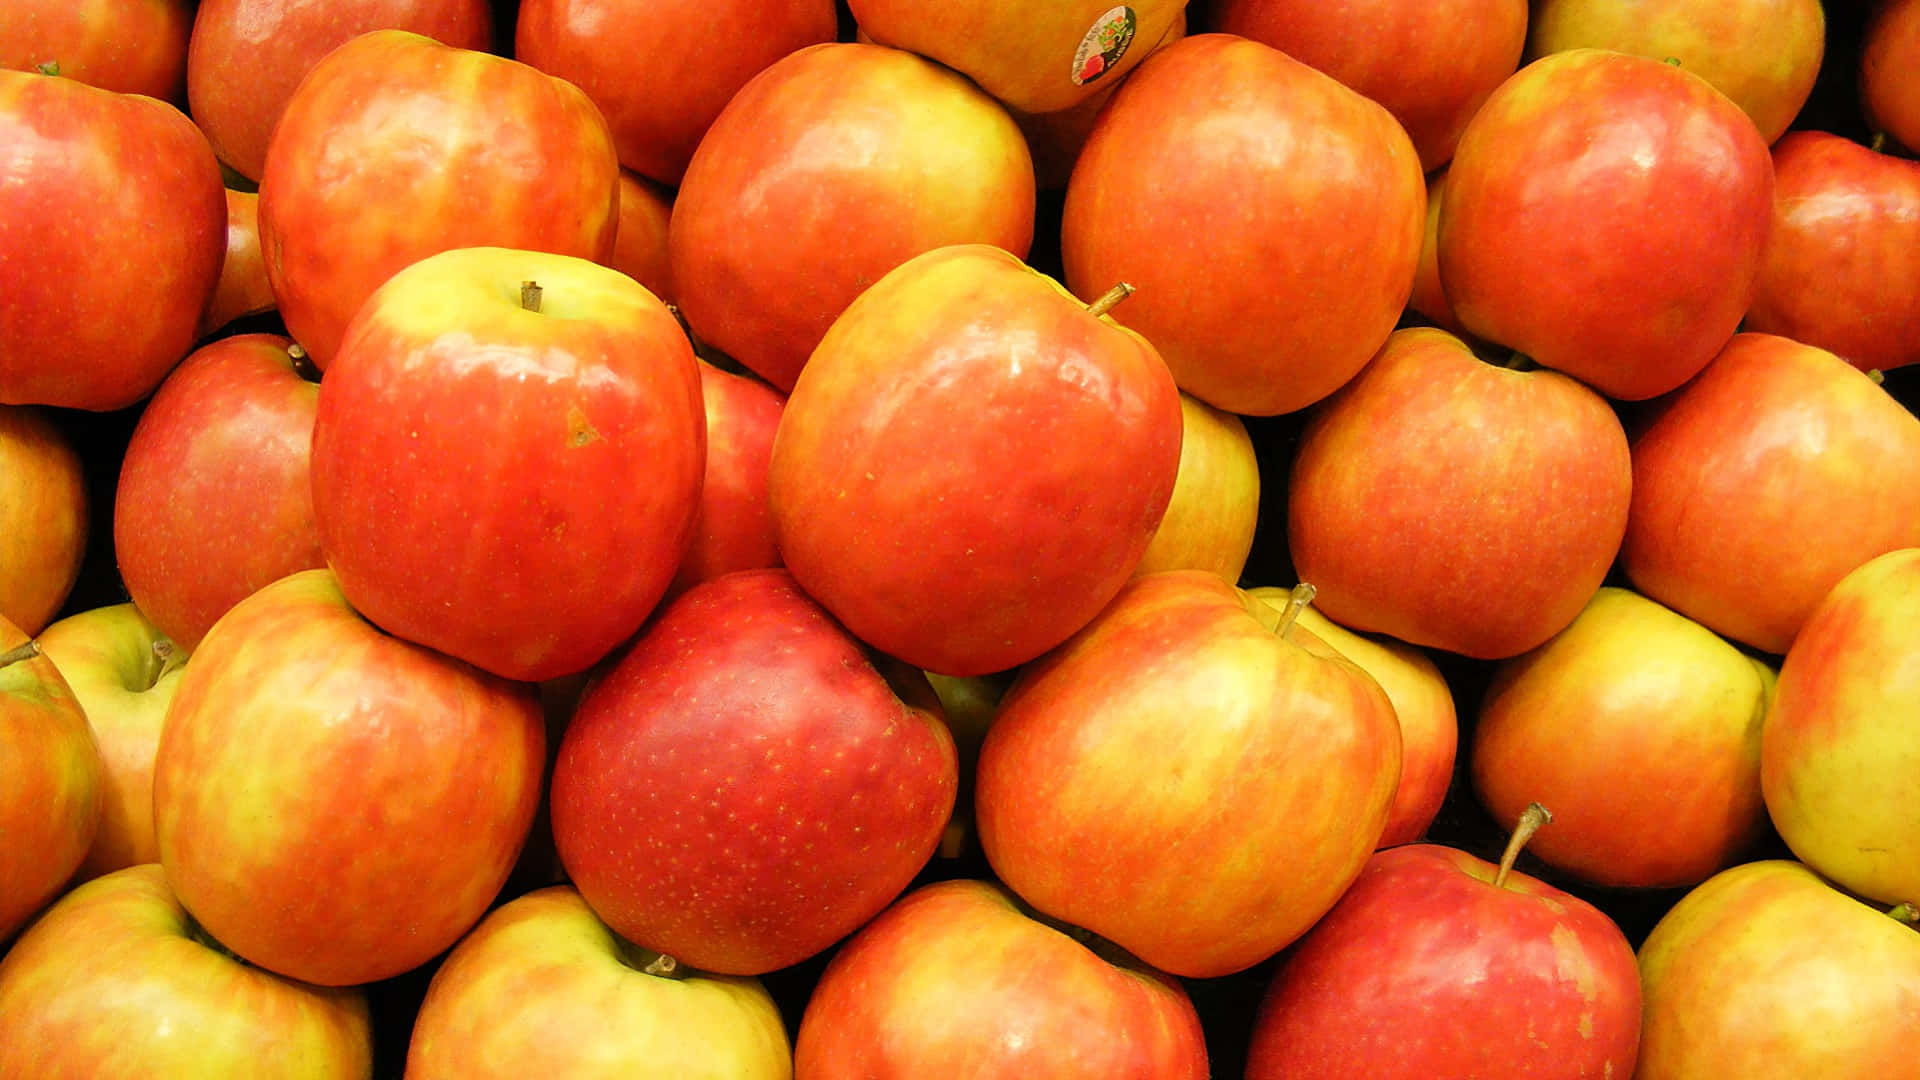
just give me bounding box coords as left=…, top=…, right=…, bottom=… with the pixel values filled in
left=1072, top=6, right=1137, bottom=86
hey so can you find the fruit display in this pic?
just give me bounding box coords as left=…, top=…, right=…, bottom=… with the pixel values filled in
left=2, top=2, right=1917, bottom=1077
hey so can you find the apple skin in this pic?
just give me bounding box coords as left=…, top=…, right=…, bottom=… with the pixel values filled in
left=152, top=568, right=547, bottom=988
left=975, top=570, right=1402, bottom=979
left=257, top=29, right=619, bottom=370
left=37, top=603, right=188, bottom=882
left=793, top=878, right=1210, bottom=1079
left=1526, top=0, right=1824, bottom=144
left=406, top=885, right=791, bottom=1079
left=1062, top=32, right=1425, bottom=418
left=516, top=0, right=836, bottom=186
left=1006, top=11, right=1186, bottom=191
left=0, top=404, right=87, bottom=635
left=1438, top=48, right=1774, bottom=401
left=0, top=0, right=191, bottom=101
left=668, top=361, right=785, bottom=598
left=1286, top=326, right=1633, bottom=661
left=551, top=568, right=958, bottom=976
left=1743, top=130, right=1920, bottom=374
left=1622, top=332, right=1920, bottom=656
left=0, top=67, right=225, bottom=411
left=1132, top=392, right=1259, bottom=585
left=113, top=333, right=323, bottom=653
left=668, top=42, right=1036, bottom=393
left=768, top=243, right=1182, bottom=678
left=197, top=187, right=278, bottom=338
left=1760, top=548, right=1920, bottom=906
left=1864, top=0, right=1920, bottom=154
left=0, top=612, right=100, bottom=944
left=1211, top=0, right=1527, bottom=171
left=1245, top=841, right=1642, bottom=1078
left=185, top=0, right=493, bottom=182
left=609, top=170, right=674, bottom=304
left=1472, top=587, right=1776, bottom=891
left=0, top=865, right=373, bottom=1078
left=311, top=246, right=705, bottom=683
left=1636, top=859, right=1920, bottom=1079
left=1246, top=587, right=1459, bottom=850
left=1406, top=167, right=1467, bottom=336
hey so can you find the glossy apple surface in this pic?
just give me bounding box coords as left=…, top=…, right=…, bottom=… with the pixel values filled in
left=0, top=0, right=191, bottom=101
left=0, top=404, right=86, bottom=635
left=1133, top=392, right=1259, bottom=584
left=1863, top=0, right=1920, bottom=153
left=0, top=615, right=99, bottom=943
left=669, top=361, right=784, bottom=597
left=198, top=187, right=277, bottom=338
left=610, top=170, right=674, bottom=304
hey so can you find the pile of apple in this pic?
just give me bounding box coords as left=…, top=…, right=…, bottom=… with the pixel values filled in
left=3, top=0, right=1919, bottom=1076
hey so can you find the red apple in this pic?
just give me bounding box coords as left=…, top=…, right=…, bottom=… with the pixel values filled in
left=0, top=403, right=86, bottom=635
left=668, top=42, right=1036, bottom=392
left=0, top=67, right=225, bottom=410
left=311, top=246, right=705, bottom=683
left=976, top=572, right=1402, bottom=978
left=793, top=878, right=1210, bottom=1079
left=1211, top=0, right=1528, bottom=171
left=197, top=187, right=277, bottom=338
left=1438, top=48, right=1774, bottom=400
left=113, top=333, right=323, bottom=653
left=0, top=0, right=191, bottom=101
left=1472, top=586, right=1776, bottom=890
left=610, top=170, right=674, bottom=304
left=1863, top=0, right=1920, bottom=154
left=668, top=361, right=785, bottom=598
left=152, top=568, right=547, bottom=987
left=1744, top=130, right=1920, bottom=374
left=768, top=243, right=1181, bottom=677
left=0, top=617, right=100, bottom=943
left=37, top=603, right=188, bottom=881
left=1761, top=548, right=1920, bottom=907
left=1636, top=859, right=1920, bottom=1078
left=1062, top=32, right=1425, bottom=417
left=1526, top=0, right=1825, bottom=143
left=1406, top=167, right=1467, bottom=336
left=407, top=885, right=791, bottom=1078
left=185, top=0, right=493, bottom=182
left=257, top=29, right=619, bottom=370
left=1006, top=11, right=1188, bottom=191
left=1622, top=332, right=1920, bottom=656
left=551, top=568, right=958, bottom=975
left=0, top=865, right=373, bottom=1077
left=1245, top=808, right=1642, bottom=1077
left=516, top=0, right=836, bottom=186
left=1287, top=326, right=1633, bottom=660
left=1132, top=392, right=1260, bottom=585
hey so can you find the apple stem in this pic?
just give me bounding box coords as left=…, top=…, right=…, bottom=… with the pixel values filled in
left=1663, top=56, right=1682, bottom=67
left=1501, top=350, right=1535, bottom=371
left=1085, top=282, right=1135, bottom=319
left=287, top=342, right=320, bottom=382
left=152, top=638, right=186, bottom=684
left=1889, top=902, right=1919, bottom=925
left=1869, top=368, right=1886, bottom=386
left=1270, top=582, right=1317, bottom=640
left=1872, top=132, right=1888, bottom=155
left=1492, top=802, right=1552, bottom=890
left=617, top=939, right=691, bottom=980
left=35, top=61, right=59, bottom=77
left=520, top=280, right=543, bottom=313
left=0, top=640, right=42, bottom=671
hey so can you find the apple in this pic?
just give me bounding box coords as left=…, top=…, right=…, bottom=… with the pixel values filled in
left=0, top=403, right=86, bottom=635
left=1245, top=586, right=1459, bottom=849
left=0, top=616, right=99, bottom=943
left=0, top=67, right=225, bottom=411
left=37, top=603, right=188, bottom=882
left=1406, top=167, right=1466, bottom=337
left=668, top=361, right=785, bottom=598
left=113, top=333, right=324, bottom=653
left=1286, top=326, right=1633, bottom=661
left=924, top=668, right=1015, bottom=861
left=152, top=568, right=547, bottom=987
left=311, top=246, right=705, bottom=683
left=848, top=0, right=1189, bottom=116
left=197, top=187, right=278, bottom=338
left=1743, top=130, right=1920, bottom=374
left=0, top=865, right=374, bottom=1077
left=516, top=0, right=836, bottom=186
left=1526, top=0, right=1825, bottom=143
left=1132, top=392, right=1260, bottom=585
left=1245, top=806, right=1642, bottom=1077
left=1438, top=48, right=1774, bottom=400
left=975, top=572, right=1402, bottom=978
left=1636, top=859, right=1920, bottom=1078
left=0, top=0, right=191, bottom=101
left=551, top=568, right=958, bottom=975
left=610, top=170, right=674, bottom=304
left=1622, top=332, right=1920, bottom=656
left=406, top=885, right=791, bottom=1078
left=1761, top=548, right=1920, bottom=907
left=1006, top=11, right=1187, bottom=191
left=1061, top=32, right=1425, bottom=417
left=257, top=29, right=619, bottom=370
left=1863, top=0, right=1920, bottom=154
left=793, top=878, right=1210, bottom=1079
left=1472, top=586, right=1776, bottom=890
left=668, top=42, right=1036, bottom=393
left=1211, top=0, right=1528, bottom=171
left=768, top=243, right=1181, bottom=677
left=185, top=0, right=494, bottom=182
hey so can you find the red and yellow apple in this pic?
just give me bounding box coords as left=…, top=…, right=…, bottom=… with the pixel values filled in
left=0, top=404, right=86, bottom=636
left=668, top=361, right=785, bottom=598
left=1133, top=392, right=1259, bottom=584
left=1863, top=0, right=1920, bottom=154
left=197, top=187, right=278, bottom=338
left=0, top=615, right=100, bottom=943
left=0, top=0, right=191, bottom=101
